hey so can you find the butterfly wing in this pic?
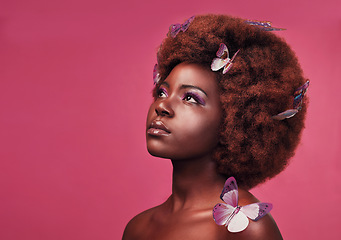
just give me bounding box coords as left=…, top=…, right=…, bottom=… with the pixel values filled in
left=211, top=58, right=228, bottom=71
left=227, top=202, right=272, bottom=232
left=245, top=20, right=285, bottom=31
left=223, top=62, right=233, bottom=74
left=272, top=109, right=299, bottom=120
left=240, top=202, right=273, bottom=221
left=169, top=24, right=181, bottom=38
left=293, top=93, right=304, bottom=109
left=230, top=49, right=240, bottom=62
left=263, top=27, right=286, bottom=31
left=216, top=43, right=228, bottom=58
left=212, top=203, right=235, bottom=226
left=222, top=49, right=240, bottom=74
left=294, top=80, right=310, bottom=96
left=293, top=80, right=309, bottom=108
left=227, top=210, right=249, bottom=233
left=181, top=16, right=195, bottom=32
left=220, top=177, right=238, bottom=207
left=245, top=20, right=272, bottom=28
left=153, top=64, right=160, bottom=84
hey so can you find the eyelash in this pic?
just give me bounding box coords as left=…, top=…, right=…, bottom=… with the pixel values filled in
left=182, top=92, right=205, bottom=105
left=156, top=88, right=205, bottom=105
left=156, top=87, right=168, bottom=98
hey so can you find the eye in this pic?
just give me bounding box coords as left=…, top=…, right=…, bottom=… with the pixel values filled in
left=182, top=92, right=206, bottom=105
left=157, top=87, right=168, bottom=98
left=183, top=94, right=196, bottom=103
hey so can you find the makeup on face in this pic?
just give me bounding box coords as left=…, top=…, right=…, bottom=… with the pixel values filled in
left=146, top=63, right=222, bottom=161
left=156, top=82, right=207, bottom=106
left=181, top=90, right=206, bottom=106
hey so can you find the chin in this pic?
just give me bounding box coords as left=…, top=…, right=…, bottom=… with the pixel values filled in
left=145, top=137, right=172, bottom=159
left=146, top=137, right=218, bottom=160
left=147, top=147, right=171, bottom=159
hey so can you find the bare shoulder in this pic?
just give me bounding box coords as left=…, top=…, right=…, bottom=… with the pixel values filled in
left=122, top=207, right=156, bottom=240
left=233, top=189, right=283, bottom=240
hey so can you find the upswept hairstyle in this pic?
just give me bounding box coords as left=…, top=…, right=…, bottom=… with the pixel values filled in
left=154, top=14, right=308, bottom=189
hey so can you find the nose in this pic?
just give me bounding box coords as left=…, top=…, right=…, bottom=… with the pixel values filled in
left=155, top=100, right=174, bottom=117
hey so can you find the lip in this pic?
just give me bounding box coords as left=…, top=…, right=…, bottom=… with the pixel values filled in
left=147, top=120, right=171, bottom=136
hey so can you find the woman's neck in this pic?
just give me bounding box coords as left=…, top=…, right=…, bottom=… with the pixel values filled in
left=168, top=155, right=226, bottom=212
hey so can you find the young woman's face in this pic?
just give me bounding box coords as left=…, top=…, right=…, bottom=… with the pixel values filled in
left=146, top=63, right=222, bottom=160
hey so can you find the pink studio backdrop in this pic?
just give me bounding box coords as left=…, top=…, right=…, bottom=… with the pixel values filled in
left=1, top=0, right=340, bottom=239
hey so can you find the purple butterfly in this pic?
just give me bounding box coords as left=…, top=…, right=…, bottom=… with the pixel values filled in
left=153, top=64, right=161, bottom=84
left=213, top=177, right=272, bottom=233
left=169, top=16, right=195, bottom=38
left=211, top=43, right=240, bottom=74
left=272, top=80, right=310, bottom=120
left=245, top=20, right=285, bottom=31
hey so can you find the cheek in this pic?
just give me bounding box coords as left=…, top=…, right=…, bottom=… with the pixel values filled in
left=193, top=119, right=220, bottom=144
left=176, top=110, right=221, bottom=152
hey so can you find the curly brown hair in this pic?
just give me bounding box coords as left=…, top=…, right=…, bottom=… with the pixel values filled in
left=153, top=14, right=308, bottom=189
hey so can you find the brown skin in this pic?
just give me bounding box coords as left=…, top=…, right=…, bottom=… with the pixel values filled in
left=122, top=63, right=283, bottom=240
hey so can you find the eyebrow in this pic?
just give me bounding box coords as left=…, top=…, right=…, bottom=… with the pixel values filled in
left=160, top=82, right=208, bottom=96
left=160, top=82, right=170, bottom=88
left=180, top=84, right=208, bottom=96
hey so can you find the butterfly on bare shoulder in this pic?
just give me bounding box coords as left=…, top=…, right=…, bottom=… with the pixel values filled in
left=212, top=177, right=272, bottom=233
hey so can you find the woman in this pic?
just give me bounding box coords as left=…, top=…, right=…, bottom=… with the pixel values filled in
left=123, top=14, right=308, bottom=240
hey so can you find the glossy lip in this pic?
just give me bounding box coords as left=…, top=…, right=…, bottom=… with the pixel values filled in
left=147, top=120, right=171, bottom=136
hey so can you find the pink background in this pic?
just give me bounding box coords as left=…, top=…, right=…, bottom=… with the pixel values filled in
left=1, top=0, right=340, bottom=239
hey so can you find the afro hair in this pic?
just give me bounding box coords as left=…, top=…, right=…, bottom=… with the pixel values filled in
left=154, top=14, right=308, bottom=189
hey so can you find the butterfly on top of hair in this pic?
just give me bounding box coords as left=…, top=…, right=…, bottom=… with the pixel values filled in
left=169, top=16, right=195, bottom=38
left=153, top=42, right=240, bottom=84
left=152, top=16, right=196, bottom=85
left=210, top=19, right=284, bottom=74
left=211, top=43, right=240, bottom=74
left=245, top=20, right=286, bottom=31
left=272, top=80, right=310, bottom=120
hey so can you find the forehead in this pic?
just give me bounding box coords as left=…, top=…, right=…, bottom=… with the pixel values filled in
left=163, top=63, right=218, bottom=95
